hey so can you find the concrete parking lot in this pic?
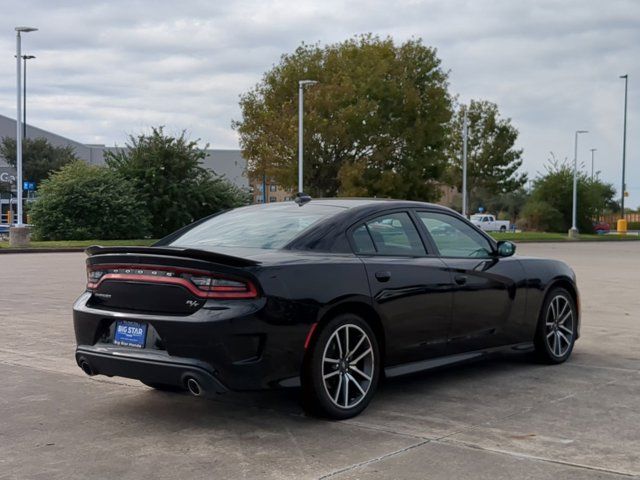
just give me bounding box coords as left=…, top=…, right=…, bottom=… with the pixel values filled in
left=1, top=242, right=639, bottom=479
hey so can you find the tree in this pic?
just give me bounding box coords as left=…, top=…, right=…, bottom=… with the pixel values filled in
left=521, top=159, right=617, bottom=232
left=446, top=100, right=527, bottom=210
left=0, top=137, right=78, bottom=186
left=106, top=127, right=249, bottom=237
left=234, top=34, right=453, bottom=200
left=30, top=161, right=149, bottom=240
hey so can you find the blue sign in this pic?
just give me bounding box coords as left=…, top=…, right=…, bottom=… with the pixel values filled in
left=23, top=181, right=35, bottom=191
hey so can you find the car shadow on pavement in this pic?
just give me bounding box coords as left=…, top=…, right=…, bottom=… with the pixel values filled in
left=92, top=350, right=543, bottom=427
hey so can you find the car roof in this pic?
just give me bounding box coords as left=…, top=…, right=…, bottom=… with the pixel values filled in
left=289, top=197, right=450, bottom=210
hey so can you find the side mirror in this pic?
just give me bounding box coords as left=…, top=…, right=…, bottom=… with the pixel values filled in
left=496, top=240, right=516, bottom=257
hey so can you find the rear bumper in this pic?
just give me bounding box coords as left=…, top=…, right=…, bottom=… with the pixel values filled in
left=73, top=292, right=309, bottom=391
left=76, top=346, right=228, bottom=395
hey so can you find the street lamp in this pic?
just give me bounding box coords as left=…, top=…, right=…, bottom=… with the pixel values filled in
left=13, top=26, right=37, bottom=231
left=461, top=106, right=469, bottom=217
left=22, top=55, right=35, bottom=138
left=569, top=129, right=588, bottom=237
left=590, top=148, right=597, bottom=181
left=298, top=79, right=318, bottom=193
left=620, top=74, right=629, bottom=222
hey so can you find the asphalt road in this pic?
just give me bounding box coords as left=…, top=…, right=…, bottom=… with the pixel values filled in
left=1, top=242, right=639, bottom=479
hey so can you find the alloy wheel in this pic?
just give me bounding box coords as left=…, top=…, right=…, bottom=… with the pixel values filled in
left=321, top=324, right=375, bottom=409
left=545, top=294, right=574, bottom=357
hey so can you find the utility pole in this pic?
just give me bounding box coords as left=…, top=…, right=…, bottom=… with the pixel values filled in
left=9, top=27, right=37, bottom=246
left=590, top=148, right=597, bottom=181
left=462, top=107, right=468, bottom=217
left=620, top=74, right=628, bottom=222
left=570, top=130, right=588, bottom=237
left=298, top=80, right=318, bottom=193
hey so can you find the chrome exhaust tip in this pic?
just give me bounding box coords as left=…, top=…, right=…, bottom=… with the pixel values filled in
left=185, top=377, right=202, bottom=396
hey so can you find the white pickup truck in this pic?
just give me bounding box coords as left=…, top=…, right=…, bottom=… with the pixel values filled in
left=470, top=214, right=510, bottom=232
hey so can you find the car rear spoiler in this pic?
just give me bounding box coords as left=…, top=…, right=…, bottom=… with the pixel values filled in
left=85, top=245, right=260, bottom=267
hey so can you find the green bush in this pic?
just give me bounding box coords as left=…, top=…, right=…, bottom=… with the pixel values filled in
left=519, top=200, right=564, bottom=232
left=106, top=127, right=250, bottom=237
left=628, top=221, right=640, bottom=231
left=525, top=161, right=617, bottom=232
left=30, top=161, right=150, bottom=240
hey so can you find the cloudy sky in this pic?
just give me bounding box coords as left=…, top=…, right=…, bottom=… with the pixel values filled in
left=1, top=0, right=639, bottom=206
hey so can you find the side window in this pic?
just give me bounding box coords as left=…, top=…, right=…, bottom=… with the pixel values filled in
left=352, top=225, right=376, bottom=254
left=417, top=211, right=493, bottom=258
left=353, top=212, right=426, bottom=256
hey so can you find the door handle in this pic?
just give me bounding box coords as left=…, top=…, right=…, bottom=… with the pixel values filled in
left=454, top=274, right=468, bottom=285
left=375, top=271, right=391, bottom=282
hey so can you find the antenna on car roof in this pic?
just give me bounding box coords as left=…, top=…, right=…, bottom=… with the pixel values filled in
left=294, top=192, right=312, bottom=206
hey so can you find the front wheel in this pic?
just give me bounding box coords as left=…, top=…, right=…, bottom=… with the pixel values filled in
left=302, top=314, right=380, bottom=419
left=534, top=288, right=577, bottom=364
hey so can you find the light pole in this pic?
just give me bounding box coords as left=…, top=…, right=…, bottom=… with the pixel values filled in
left=569, top=129, right=588, bottom=237
left=22, top=55, right=35, bottom=138
left=13, top=26, right=37, bottom=232
left=461, top=106, right=469, bottom=217
left=590, top=148, right=597, bottom=181
left=620, top=74, right=628, bottom=222
left=298, top=80, right=318, bottom=193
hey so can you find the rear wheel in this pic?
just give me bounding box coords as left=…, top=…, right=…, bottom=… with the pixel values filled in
left=302, top=314, right=380, bottom=419
left=534, top=288, right=576, bottom=364
left=500, top=225, right=507, bottom=232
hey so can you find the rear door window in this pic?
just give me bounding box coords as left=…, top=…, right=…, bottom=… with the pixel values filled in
left=352, top=212, right=426, bottom=256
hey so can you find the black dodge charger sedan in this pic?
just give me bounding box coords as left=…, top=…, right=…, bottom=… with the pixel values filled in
left=74, top=198, right=579, bottom=419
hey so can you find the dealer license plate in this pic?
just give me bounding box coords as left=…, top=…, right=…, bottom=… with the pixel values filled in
left=114, top=321, right=147, bottom=348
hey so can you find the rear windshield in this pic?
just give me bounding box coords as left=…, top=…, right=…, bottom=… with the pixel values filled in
left=169, top=203, right=343, bottom=250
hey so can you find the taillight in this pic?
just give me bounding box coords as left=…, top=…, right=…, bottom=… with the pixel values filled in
left=188, top=275, right=257, bottom=298
left=86, top=265, right=258, bottom=299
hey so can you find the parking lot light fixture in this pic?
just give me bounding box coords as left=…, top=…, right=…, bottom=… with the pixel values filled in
left=570, top=130, right=588, bottom=237
left=298, top=80, right=318, bottom=193
left=13, top=26, right=38, bottom=229
left=620, top=74, right=628, bottom=220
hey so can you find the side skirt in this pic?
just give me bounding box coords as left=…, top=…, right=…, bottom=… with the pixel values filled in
left=384, top=342, right=534, bottom=378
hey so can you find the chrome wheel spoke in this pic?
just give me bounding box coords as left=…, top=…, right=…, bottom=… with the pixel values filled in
left=332, top=374, right=343, bottom=403
left=324, top=357, right=339, bottom=364
left=556, top=332, right=563, bottom=355
left=558, top=311, right=572, bottom=325
left=352, top=347, right=372, bottom=365
left=559, top=324, right=572, bottom=335
left=558, top=331, right=570, bottom=345
left=335, top=331, right=343, bottom=358
left=350, top=365, right=371, bottom=381
left=323, top=370, right=340, bottom=380
left=348, top=335, right=366, bottom=359
left=347, top=373, right=366, bottom=396
left=342, top=373, right=349, bottom=406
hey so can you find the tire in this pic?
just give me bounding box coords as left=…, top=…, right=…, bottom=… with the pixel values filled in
left=302, top=313, right=380, bottom=419
left=534, top=287, right=577, bottom=364
left=141, top=381, right=186, bottom=393
left=500, top=226, right=507, bottom=232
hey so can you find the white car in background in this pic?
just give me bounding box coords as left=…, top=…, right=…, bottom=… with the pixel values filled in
left=470, top=214, right=510, bottom=232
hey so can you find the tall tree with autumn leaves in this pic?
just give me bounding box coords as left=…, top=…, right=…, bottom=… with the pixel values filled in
left=234, top=35, right=453, bottom=200
left=445, top=100, right=527, bottom=210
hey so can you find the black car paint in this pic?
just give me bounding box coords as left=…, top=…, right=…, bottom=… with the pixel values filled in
left=73, top=200, right=579, bottom=392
